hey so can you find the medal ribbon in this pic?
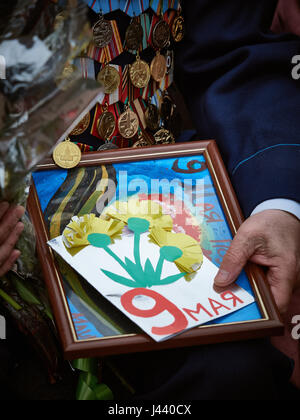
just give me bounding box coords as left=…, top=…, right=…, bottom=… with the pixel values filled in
left=150, top=0, right=179, bottom=14
left=150, top=0, right=162, bottom=15
left=74, top=57, right=96, bottom=80
left=166, top=0, right=179, bottom=12
left=148, top=13, right=160, bottom=48
left=87, top=20, right=123, bottom=63
left=132, top=0, right=150, bottom=15
left=120, top=0, right=134, bottom=17
left=140, top=13, right=151, bottom=50
left=83, top=0, right=119, bottom=14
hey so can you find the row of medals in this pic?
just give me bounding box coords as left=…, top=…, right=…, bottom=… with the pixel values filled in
left=53, top=12, right=184, bottom=168
left=95, top=12, right=184, bottom=149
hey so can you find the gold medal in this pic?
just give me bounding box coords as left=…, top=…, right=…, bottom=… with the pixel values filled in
left=145, top=101, right=160, bottom=132
left=53, top=138, right=82, bottom=169
left=132, top=132, right=152, bottom=148
left=55, top=63, right=77, bottom=91
left=129, top=52, right=151, bottom=89
left=152, top=19, right=170, bottom=50
left=125, top=18, right=144, bottom=51
left=97, top=64, right=121, bottom=94
left=97, top=104, right=116, bottom=140
left=150, top=51, right=167, bottom=82
left=92, top=14, right=113, bottom=48
left=172, top=15, right=185, bottom=42
left=154, top=128, right=175, bottom=145
left=118, top=106, right=139, bottom=139
left=70, top=112, right=91, bottom=136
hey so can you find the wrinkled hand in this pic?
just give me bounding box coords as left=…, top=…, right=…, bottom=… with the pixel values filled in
left=214, top=210, right=300, bottom=313
left=0, top=202, right=25, bottom=277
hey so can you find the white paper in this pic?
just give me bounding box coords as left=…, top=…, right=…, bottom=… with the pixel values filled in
left=48, top=232, right=255, bottom=342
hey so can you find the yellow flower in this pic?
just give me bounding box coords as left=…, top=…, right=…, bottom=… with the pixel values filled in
left=102, top=199, right=173, bottom=232
left=149, top=226, right=203, bottom=276
left=63, top=214, right=124, bottom=249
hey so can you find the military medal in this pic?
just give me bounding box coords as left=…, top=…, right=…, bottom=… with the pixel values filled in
left=125, top=17, right=144, bottom=51
left=172, top=14, right=185, bottom=43
left=154, top=128, right=175, bottom=145
left=70, top=112, right=91, bottom=136
left=152, top=18, right=170, bottom=50
left=92, top=13, right=113, bottom=48
left=53, top=137, right=82, bottom=169
left=118, top=106, right=139, bottom=139
left=129, top=52, right=151, bottom=89
left=150, top=51, right=167, bottom=82
left=98, top=142, right=119, bottom=151
left=97, top=104, right=116, bottom=140
left=97, top=63, right=121, bottom=94
left=133, top=132, right=152, bottom=148
left=55, top=63, right=77, bottom=91
left=145, top=100, right=160, bottom=132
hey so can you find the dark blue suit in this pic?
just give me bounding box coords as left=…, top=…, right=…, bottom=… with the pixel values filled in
left=175, top=0, right=300, bottom=217
left=127, top=1, right=300, bottom=399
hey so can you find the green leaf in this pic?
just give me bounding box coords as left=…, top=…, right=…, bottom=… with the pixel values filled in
left=152, top=272, right=186, bottom=286
left=101, top=269, right=138, bottom=288
left=124, top=257, right=146, bottom=287
left=144, top=258, right=157, bottom=287
left=12, top=277, right=41, bottom=306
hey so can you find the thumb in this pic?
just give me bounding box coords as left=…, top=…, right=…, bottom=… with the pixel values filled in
left=214, top=230, right=257, bottom=287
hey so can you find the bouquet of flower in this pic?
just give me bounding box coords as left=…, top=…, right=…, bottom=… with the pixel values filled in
left=0, top=0, right=100, bottom=381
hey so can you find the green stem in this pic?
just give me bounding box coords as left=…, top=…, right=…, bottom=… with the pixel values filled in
left=104, top=247, right=128, bottom=272
left=155, top=255, right=165, bottom=284
left=0, top=288, right=22, bottom=311
left=134, top=233, right=143, bottom=272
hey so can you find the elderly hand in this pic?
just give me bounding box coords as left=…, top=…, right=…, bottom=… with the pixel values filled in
left=0, top=202, right=25, bottom=277
left=214, top=210, right=300, bottom=313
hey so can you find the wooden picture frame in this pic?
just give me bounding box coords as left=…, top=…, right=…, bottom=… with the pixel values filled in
left=28, top=140, right=283, bottom=360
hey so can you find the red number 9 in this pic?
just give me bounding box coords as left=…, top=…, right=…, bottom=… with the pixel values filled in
left=121, top=288, right=188, bottom=336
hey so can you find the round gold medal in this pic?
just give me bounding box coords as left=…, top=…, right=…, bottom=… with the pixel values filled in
left=152, top=19, right=170, bottom=50
left=97, top=65, right=121, bottom=94
left=55, top=63, right=77, bottom=91
left=172, top=15, right=185, bottom=42
left=118, top=108, right=139, bottom=139
left=129, top=54, right=151, bottom=89
left=70, top=113, right=91, bottom=136
left=92, top=15, right=113, bottom=48
left=97, top=110, right=116, bottom=140
left=53, top=138, right=82, bottom=169
left=150, top=51, right=167, bottom=82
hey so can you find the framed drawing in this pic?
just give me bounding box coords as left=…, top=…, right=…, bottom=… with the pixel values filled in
left=28, top=140, right=283, bottom=360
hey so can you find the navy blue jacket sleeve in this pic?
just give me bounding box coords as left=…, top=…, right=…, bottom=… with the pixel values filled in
left=175, top=0, right=300, bottom=217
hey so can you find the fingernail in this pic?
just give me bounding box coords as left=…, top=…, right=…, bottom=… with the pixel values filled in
left=214, top=269, right=230, bottom=286
left=15, top=206, right=25, bottom=218
left=16, top=222, right=24, bottom=234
